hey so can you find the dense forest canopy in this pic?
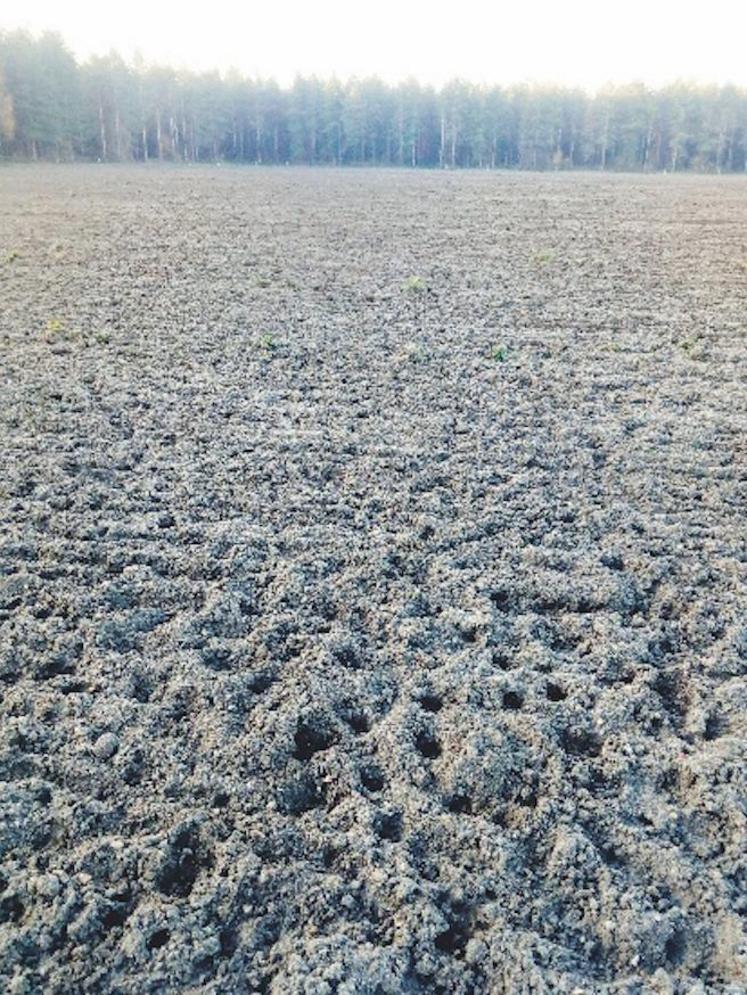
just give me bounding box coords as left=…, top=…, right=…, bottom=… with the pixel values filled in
left=1, top=29, right=747, bottom=172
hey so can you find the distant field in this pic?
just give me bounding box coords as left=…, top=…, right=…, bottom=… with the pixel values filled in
left=1, top=166, right=746, bottom=994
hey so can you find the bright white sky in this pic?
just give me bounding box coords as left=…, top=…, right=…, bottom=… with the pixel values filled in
left=3, top=0, right=747, bottom=90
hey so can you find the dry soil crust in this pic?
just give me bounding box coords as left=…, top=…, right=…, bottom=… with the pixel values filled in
left=0, top=166, right=746, bottom=994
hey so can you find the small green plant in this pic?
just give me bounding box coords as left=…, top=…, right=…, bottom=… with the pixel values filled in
left=257, top=333, right=276, bottom=351
left=490, top=344, right=508, bottom=362
left=402, top=275, right=426, bottom=294
left=679, top=336, right=706, bottom=360
left=534, top=250, right=555, bottom=265
left=256, top=275, right=272, bottom=288
left=46, top=317, right=66, bottom=334
left=402, top=341, right=428, bottom=363
left=5, top=250, right=20, bottom=264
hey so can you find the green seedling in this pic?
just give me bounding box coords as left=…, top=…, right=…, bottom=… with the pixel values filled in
left=402, top=275, right=426, bottom=293
left=258, top=333, right=276, bottom=351
left=403, top=341, right=428, bottom=363
left=680, top=336, right=706, bottom=360
left=490, top=344, right=508, bottom=362
left=534, top=250, right=555, bottom=265
left=46, top=318, right=66, bottom=334
left=6, top=250, right=20, bottom=264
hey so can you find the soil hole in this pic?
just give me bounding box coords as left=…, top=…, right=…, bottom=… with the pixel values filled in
left=447, top=794, right=473, bottom=815
left=36, top=785, right=52, bottom=805
left=502, top=691, right=523, bottom=711
left=130, top=675, right=152, bottom=703
left=665, top=929, right=688, bottom=966
left=418, top=694, right=443, bottom=713
left=219, top=926, right=238, bottom=958
left=345, top=711, right=370, bottom=734
left=518, top=788, right=538, bottom=808
left=155, top=827, right=210, bottom=898
left=360, top=767, right=384, bottom=792
left=147, top=928, right=170, bottom=951
left=279, top=772, right=326, bottom=815
left=101, top=905, right=129, bottom=931
left=490, top=590, right=511, bottom=610
left=321, top=846, right=339, bottom=868
left=248, top=671, right=275, bottom=694
left=0, top=894, right=24, bottom=923
left=560, top=727, right=602, bottom=758
left=60, top=680, right=86, bottom=695
left=416, top=732, right=442, bottom=760
left=332, top=643, right=361, bottom=670
left=434, top=920, right=470, bottom=958
left=492, top=651, right=512, bottom=670
left=200, top=647, right=234, bottom=672
left=293, top=720, right=337, bottom=761
left=704, top=714, right=725, bottom=741
left=546, top=683, right=566, bottom=702
left=601, top=551, right=624, bottom=571
left=373, top=811, right=403, bottom=842
left=652, top=670, right=686, bottom=720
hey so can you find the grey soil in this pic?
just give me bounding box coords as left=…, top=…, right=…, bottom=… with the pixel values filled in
left=0, top=166, right=746, bottom=994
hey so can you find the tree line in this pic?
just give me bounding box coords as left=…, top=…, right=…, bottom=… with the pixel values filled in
left=1, top=30, right=747, bottom=172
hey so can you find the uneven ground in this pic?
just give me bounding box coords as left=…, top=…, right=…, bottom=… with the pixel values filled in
left=0, top=165, right=746, bottom=995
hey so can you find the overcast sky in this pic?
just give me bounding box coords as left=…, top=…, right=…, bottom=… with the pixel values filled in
left=3, top=0, right=746, bottom=89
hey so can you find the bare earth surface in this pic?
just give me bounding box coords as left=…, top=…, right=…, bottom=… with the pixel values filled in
left=0, top=165, right=746, bottom=995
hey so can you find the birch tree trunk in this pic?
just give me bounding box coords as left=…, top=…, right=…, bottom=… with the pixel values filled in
left=98, top=98, right=107, bottom=160
left=114, top=108, right=122, bottom=160
left=600, top=112, right=609, bottom=169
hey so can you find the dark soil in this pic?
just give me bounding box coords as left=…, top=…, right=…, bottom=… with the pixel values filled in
left=1, top=165, right=746, bottom=994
